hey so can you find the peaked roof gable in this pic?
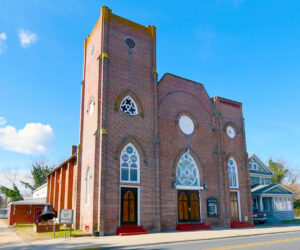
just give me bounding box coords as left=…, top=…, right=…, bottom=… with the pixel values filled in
left=248, top=154, right=274, bottom=176
left=251, top=183, right=296, bottom=196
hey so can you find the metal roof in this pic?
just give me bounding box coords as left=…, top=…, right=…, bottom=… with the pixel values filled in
left=8, top=198, right=47, bottom=205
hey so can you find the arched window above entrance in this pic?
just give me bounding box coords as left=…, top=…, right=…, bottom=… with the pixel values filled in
left=120, top=143, right=140, bottom=183
left=228, top=157, right=239, bottom=188
left=176, top=153, right=200, bottom=188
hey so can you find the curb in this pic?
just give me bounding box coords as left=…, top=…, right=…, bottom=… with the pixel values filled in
left=89, top=228, right=300, bottom=249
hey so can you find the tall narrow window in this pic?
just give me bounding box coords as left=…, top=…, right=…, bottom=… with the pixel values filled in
left=120, top=96, right=139, bottom=115
left=120, top=143, right=140, bottom=183
left=228, top=158, right=239, bottom=188
left=176, top=153, right=200, bottom=188
left=85, top=168, right=91, bottom=205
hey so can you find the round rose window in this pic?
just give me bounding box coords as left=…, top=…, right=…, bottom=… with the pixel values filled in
left=179, top=115, right=194, bottom=135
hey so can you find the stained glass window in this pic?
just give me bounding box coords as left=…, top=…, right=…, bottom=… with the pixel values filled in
left=120, top=96, right=139, bottom=115
left=176, top=153, right=200, bottom=187
left=228, top=158, right=239, bottom=188
left=120, top=143, right=140, bottom=183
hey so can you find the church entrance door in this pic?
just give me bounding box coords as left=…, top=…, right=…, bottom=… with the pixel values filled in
left=230, top=191, right=239, bottom=221
left=178, top=190, right=200, bottom=223
left=121, top=187, right=138, bottom=225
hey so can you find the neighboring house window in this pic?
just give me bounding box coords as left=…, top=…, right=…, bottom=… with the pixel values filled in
left=288, top=198, right=293, bottom=210
left=252, top=163, right=258, bottom=170
left=120, top=143, right=140, bottom=183
left=120, top=96, right=139, bottom=115
left=228, top=157, right=239, bottom=188
left=176, top=153, right=200, bottom=187
left=274, top=197, right=293, bottom=211
left=260, top=178, right=266, bottom=185
left=249, top=158, right=258, bottom=170
left=85, top=168, right=91, bottom=205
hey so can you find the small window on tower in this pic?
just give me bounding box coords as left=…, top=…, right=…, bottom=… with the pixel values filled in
left=125, top=37, right=136, bottom=50
left=120, top=96, right=139, bottom=115
left=88, top=98, right=95, bottom=116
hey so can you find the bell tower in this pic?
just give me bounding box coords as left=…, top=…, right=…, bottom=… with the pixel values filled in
left=78, top=6, right=160, bottom=235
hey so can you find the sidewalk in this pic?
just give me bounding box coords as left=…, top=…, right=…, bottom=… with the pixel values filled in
left=0, top=219, right=30, bottom=249
left=1, top=220, right=300, bottom=249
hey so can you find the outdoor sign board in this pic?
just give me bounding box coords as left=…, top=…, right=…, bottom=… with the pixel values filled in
left=207, top=197, right=218, bottom=217
left=59, top=209, right=74, bottom=224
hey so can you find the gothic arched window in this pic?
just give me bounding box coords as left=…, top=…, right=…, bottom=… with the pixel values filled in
left=176, top=153, right=200, bottom=187
left=85, top=167, right=91, bottom=205
left=120, top=96, right=139, bottom=115
left=228, top=157, right=239, bottom=188
left=120, top=143, right=140, bottom=183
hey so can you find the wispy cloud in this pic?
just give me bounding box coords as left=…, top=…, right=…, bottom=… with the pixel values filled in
left=0, top=32, right=7, bottom=54
left=18, top=29, right=38, bottom=48
left=0, top=117, right=6, bottom=126
left=0, top=121, right=54, bottom=154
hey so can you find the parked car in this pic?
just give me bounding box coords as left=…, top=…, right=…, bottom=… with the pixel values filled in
left=252, top=209, right=267, bottom=224
left=0, top=208, right=8, bottom=219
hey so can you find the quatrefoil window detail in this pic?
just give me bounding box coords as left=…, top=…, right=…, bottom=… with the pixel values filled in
left=120, top=96, right=139, bottom=115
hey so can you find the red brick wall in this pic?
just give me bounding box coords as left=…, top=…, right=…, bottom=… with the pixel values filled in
left=78, top=6, right=158, bottom=235
left=8, top=204, right=43, bottom=225
left=47, top=157, right=77, bottom=221
left=158, top=74, right=221, bottom=229
left=213, top=97, right=253, bottom=224
left=77, top=6, right=103, bottom=234
left=76, top=6, right=253, bottom=235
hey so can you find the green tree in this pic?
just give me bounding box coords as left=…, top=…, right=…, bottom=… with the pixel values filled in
left=21, top=160, right=53, bottom=192
left=0, top=185, right=23, bottom=202
left=268, top=159, right=289, bottom=184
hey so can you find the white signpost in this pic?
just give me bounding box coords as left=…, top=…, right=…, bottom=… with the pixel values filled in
left=59, top=209, right=74, bottom=240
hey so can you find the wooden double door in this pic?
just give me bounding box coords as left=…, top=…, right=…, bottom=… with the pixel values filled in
left=121, top=187, right=138, bottom=225
left=178, top=190, right=200, bottom=222
left=230, top=192, right=239, bottom=221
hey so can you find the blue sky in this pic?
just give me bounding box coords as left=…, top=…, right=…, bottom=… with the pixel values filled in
left=0, top=0, right=300, bottom=176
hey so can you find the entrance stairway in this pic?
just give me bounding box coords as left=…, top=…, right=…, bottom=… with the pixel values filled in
left=176, top=223, right=211, bottom=231
left=230, top=221, right=255, bottom=228
left=117, top=225, right=148, bottom=236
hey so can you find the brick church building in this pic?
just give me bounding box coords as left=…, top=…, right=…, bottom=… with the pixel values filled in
left=47, top=6, right=253, bottom=235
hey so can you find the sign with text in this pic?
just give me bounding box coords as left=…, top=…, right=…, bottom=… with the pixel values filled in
left=207, top=197, right=218, bottom=217
left=59, top=209, right=74, bottom=224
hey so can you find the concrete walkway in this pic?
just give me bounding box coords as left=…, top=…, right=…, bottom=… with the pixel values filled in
left=1, top=220, right=300, bottom=249
left=0, top=220, right=31, bottom=249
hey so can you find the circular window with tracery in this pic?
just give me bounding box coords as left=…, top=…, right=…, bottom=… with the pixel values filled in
left=125, top=37, right=136, bottom=50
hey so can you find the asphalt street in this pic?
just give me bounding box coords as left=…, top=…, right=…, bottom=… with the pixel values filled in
left=119, top=231, right=300, bottom=250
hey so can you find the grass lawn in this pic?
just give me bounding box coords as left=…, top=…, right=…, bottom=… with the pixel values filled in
left=13, top=224, right=90, bottom=241
left=282, top=219, right=300, bottom=224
